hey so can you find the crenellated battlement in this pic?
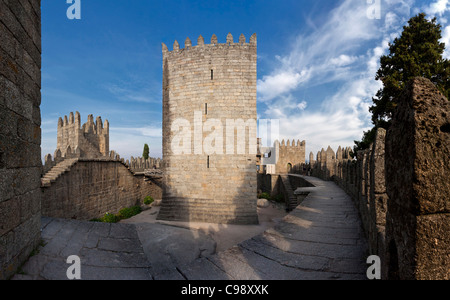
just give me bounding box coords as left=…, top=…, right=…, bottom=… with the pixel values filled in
left=57, top=112, right=109, bottom=135
left=162, top=32, right=257, bottom=55
left=276, top=139, right=306, bottom=148
left=258, top=139, right=306, bottom=174
left=44, top=112, right=110, bottom=172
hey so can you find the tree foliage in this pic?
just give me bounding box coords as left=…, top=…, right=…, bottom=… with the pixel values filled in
left=143, top=143, right=149, bottom=160
left=354, top=13, right=450, bottom=154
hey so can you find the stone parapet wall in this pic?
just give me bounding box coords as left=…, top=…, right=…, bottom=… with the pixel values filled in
left=0, top=0, right=42, bottom=279
left=125, top=156, right=162, bottom=173
left=41, top=159, right=162, bottom=221
left=43, top=148, right=163, bottom=175
left=384, top=77, right=449, bottom=280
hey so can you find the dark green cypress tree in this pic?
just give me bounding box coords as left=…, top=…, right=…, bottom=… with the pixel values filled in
left=143, top=143, right=149, bottom=160
left=354, top=13, right=450, bottom=154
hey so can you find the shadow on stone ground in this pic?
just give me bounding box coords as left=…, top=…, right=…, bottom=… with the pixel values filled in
left=12, top=176, right=368, bottom=280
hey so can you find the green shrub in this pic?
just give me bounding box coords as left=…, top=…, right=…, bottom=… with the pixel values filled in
left=144, top=196, right=154, bottom=205
left=90, top=205, right=143, bottom=223
left=118, top=206, right=142, bottom=219
left=101, top=212, right=120, bottom=223
left=271, top=194, right=285, bottom=203
left=258, top=192, right=271, bottom=200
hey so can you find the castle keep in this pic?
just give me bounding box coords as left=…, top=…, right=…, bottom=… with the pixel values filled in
left=56, top=111, right=109, bottom=159
left=157, top=33, right=258, bottom=224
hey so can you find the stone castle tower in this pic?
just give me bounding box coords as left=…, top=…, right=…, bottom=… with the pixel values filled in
left=56, top=111, right=109, bottom=159
left=257, top=139, right=306, bottom=174
left=274, top=139, right=306, bottom=173
left=157, top=33, right=258, bottom=224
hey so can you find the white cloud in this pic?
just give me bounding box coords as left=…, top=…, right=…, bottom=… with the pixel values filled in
left=297, top=101, right=308, bottom=111
left=105, top=83, right=160, bottom=104
left=425, top=0, right=450, bottom=16
left=257, top=0, right=413, bottom=156
left=257, top=0, right=381, bottom=103
left=442, top=25, right=450, bottom=58
left=257, top=71, right=307, bottom=102
left=329, top=55, right=358, bottom=67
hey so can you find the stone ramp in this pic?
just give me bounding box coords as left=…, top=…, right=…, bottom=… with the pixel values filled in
left=13, top=176, right=368, bottom=280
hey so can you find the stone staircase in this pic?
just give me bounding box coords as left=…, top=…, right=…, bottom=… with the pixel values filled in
left=157, top=197, right=259, bottom=225
left=41, top=158, right=79, bottom=187
left=280, top=175, right=298, bottom=211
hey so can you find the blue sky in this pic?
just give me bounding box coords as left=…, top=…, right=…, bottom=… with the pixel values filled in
left=41, top=0, right=450, bottom=160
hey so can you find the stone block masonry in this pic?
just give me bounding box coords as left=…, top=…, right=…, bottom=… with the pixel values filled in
left=158, top=33, right=258, bottom=225
left=43, top=111, right=109, bottom=172
left=385, top=77, right=450, bottom=280
left=0, top=0, right=42, bottom=279
left=56, top=112, right=109, bottom=159
left=41, top=158, right=162, bottom=221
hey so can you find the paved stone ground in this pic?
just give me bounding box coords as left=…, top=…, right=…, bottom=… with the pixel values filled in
left=12, top=176, right=368, bottom=280
left=175, top=176, right=369, bottom=280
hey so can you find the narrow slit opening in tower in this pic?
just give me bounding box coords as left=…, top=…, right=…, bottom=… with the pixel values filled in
left=207, top=156, right=210, bottom=168
left=205, top=103, right=208, bottom=115
left=211, top=70, right=213, bottom=80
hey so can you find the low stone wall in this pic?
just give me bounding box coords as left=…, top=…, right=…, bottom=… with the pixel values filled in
left=257, top=173, right=280, bottom=196
left=257, top=173, right=315, bottom=210
left=41, top=159, right=162, bottom=221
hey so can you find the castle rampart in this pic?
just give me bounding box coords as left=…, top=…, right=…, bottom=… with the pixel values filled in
left=41, top=157, right=162, bottom=221
left=306, top=78, right=450, bottom=280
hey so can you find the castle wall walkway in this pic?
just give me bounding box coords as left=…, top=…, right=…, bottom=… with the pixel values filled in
left=12, top=176, right=368, bottom=280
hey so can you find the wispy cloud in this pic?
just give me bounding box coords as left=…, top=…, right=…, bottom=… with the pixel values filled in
left=110, top=126, right=162, bottom=138
left=105, top=83, right=160, bottom=104
left=424, top=0, right=450, bottom=17
left=421, top=0, right=450, bottom=58
left=257, top=0, right=427, bottom=156
left=109, top=125, right=163, bottom=159
left=442, top=25, right=450, bottom=58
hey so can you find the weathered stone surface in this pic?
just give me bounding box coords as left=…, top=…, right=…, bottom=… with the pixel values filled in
left=41, top=160, right=162, bottom=221
left=136, top=223, right=216, bottom=277
left=385, top=77, right=450, bottom=280
left=0, top=0, right=41, bottom=280
left=386, top=77, right=450, bottom=215
left=415, top=213, right=450, bottom=280
left=257, top=198, right=269, bottom=208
